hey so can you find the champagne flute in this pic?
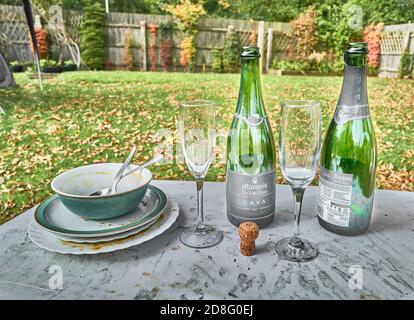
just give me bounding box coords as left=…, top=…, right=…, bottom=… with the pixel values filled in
left=276, top=100, right=322, bottom=262
left=179, top=100, right=223, bottom=248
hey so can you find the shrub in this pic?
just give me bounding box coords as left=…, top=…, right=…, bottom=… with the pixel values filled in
left=63, top=60, right=78, bottom=71
left=211, top=49, right=223, bottom=73
left=123, top=29, right=134, bottom=71
left=272, top=58, right=309, bottom=73
left=399, top=50, right=413, bottom=79
left=222, top=27, right=240, bottom=73
left=272, top=51, right=344, bottom=74
left=49, top=46, right=60, bottom=61
left=314, top=2, right=363, bottom=58
left=148, top=23, right=158, bottom=71
left=164, top=0, right=206, bottom=71
left=290, top=7, right=316, bottom=60
left=159, top=21, right=174, bottom=71
left=179, top=35, right=196, bottom=70
left=32, top=26, right=49, bottom=59
left=39, top=59, right=57, bottom=68
left=164, top=0, right=205, bottom=34
left=348, top=0, right=414, bottom=26
left=331, top=58, right=344, bottom=73
left=10, top=61, right=24, bottom=73
left=80, top=0, right=106, bottom=70
left=307, top=51, right=327, bottom=71
left=160, top=40, right=172, bottom=72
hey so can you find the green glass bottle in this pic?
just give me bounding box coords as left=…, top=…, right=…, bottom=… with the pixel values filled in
left=318, top=42, right=377, bottom=236
left=226, top=47, right=276, bottom=228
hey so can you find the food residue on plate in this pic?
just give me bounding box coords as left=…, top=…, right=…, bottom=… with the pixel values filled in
left=60, top=214, right=165, bottom=250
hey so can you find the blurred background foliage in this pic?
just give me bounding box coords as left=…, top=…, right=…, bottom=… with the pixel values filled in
left=4, top=0, right=413, bottom=59
left=3, top=0, right=414, bottom=25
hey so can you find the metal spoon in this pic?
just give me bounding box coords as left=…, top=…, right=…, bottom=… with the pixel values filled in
left=121, top=154, right=163, bottom=179
left=90, top=146, right=136, bottom=196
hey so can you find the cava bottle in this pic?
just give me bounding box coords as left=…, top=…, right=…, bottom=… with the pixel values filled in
left=318, top=42, right=377, bottom=235
left=226, top=47, right=276, bottom=228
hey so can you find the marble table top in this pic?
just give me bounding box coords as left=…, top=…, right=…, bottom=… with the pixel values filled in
left=0, top=180, right=413, bottom=300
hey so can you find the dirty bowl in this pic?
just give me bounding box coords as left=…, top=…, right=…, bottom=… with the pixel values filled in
left=51, top=163, right=152, bottom=220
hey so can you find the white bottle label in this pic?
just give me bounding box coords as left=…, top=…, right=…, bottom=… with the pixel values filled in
left=318, top=167, right=353, bottom=227
left=226, top=169, right=275, bottom=220
left=334, top=104, right=370, bottom=125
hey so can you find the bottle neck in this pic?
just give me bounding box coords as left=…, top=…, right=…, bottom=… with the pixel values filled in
left=235, top=58, right=265, bottom=116
left=334, top=61, right=370, bottom=125
left=337, top=63, right=368, bottom=107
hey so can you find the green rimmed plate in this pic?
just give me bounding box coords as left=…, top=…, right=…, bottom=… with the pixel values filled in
left=34, top=185, right=167, bottom=238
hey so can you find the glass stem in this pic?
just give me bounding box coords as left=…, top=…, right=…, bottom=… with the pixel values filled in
left=195, top=176, right=206, bottom=233
left=292, top=187, right=305, bottom=237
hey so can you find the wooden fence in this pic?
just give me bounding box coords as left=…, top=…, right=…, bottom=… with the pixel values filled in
left=0, top=5, right=293, bottom=72
left=0, top=5, right=33, bottom=62
left=379, top=23, right=414, bottom=78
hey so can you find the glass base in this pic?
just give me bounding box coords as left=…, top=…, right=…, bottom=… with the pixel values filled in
left=275, top=236, right=318, bottom=262
left=180, top=225, right=223, bottom=249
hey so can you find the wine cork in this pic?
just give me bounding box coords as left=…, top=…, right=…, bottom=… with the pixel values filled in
left=238, top=222, right=259, bottom=256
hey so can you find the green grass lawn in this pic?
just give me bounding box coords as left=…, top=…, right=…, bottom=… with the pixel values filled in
left=0, top=71, right=413, bottom=224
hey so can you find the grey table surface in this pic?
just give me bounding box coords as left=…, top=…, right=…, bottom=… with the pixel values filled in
left=0, top=180, right=413, bottom=300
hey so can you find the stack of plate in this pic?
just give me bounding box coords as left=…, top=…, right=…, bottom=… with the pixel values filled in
left=28, top=185, right=179, bottom=255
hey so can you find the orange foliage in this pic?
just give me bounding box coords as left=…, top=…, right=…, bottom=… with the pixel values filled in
left=148, top=23, right=158, bottom=71
left=31, top=27, right=48, bottom=59
left=164, top=0, right=206, bottom=69
left=249, top=28, right=257, bottom=45
left=363, top=23, right=384, bottom=68
left=123, top=29, right=134, bottom=70
left=290, top=8, right=316, bottom=60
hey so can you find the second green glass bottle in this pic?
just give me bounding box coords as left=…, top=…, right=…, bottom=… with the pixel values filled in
left=318, top=42, right=377, bottom=236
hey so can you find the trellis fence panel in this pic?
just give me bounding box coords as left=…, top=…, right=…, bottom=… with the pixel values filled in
left=379, top=23, right=414, bottom=78
left=0, top=5, right=33, bottom=62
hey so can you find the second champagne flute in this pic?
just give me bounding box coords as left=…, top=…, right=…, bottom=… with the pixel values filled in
left=276, top=100, right=322, bottom=262
left=179, top=100, right=223, bottom=249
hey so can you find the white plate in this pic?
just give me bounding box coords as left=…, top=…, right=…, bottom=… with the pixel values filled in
left=28, top=201, right=179, bottom=255
left=34, top=186, right=167, bottom=238
left=46, top=200, right=172, bottom=243
left=51, top=215, right=158, bottom=244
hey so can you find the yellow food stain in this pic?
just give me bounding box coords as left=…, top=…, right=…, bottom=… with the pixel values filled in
left=142, top=272, right=151, bottom=276
left=61, top=171, right=145, bottom=196
left=60, top=214, right=165, bottom=250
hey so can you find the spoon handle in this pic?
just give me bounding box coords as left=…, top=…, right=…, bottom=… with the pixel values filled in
left=122, top=154, right=163, bottom=178
left=111, top=146, right=137, bottom=194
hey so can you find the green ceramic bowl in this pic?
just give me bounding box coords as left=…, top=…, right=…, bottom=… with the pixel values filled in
left=51, top=163, right=152, bottom=220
